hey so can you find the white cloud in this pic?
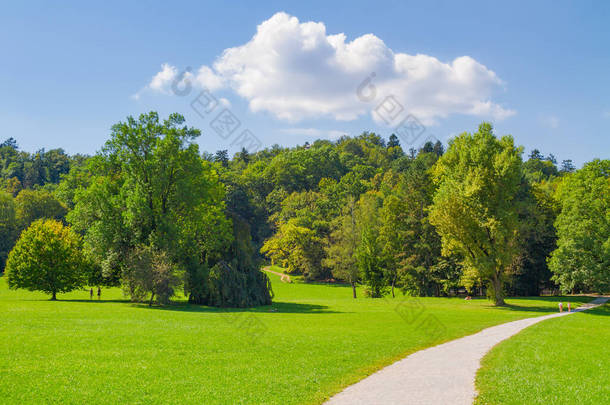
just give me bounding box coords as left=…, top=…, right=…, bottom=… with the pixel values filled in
left=278, top=127, right=346, bottom=139
left=192, top=66, right=224, bottom=91
left=142, top=12, right=515, bottom=124
left=133, top=63, right=224, bottom=99
left=149, top=63, right=178, bottom=93
left=132, top=63, right=179, bottom=99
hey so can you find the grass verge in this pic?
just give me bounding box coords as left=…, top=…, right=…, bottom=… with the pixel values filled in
left=0, top=274, right=593, bottom=404
left=475, top=303, right=609, bottom=404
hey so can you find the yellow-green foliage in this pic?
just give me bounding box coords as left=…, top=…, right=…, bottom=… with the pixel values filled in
left=429, top=123, right=523, bottom=305
left=5, top=219, right=85, bottom=299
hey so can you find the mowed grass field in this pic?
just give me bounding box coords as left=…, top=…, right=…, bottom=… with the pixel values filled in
left=0, top=269, right=594, bottom=405
left=475, top=303, right=610, bottom=405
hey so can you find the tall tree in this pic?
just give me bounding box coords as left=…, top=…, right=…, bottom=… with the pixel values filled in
left=68, top=112, right=265, bottom=305
left=387, top=134, right=400, bottom=148
left=507, top=180, right=558, bottom=296
left=379, top=154, right=446, bottom=297
left=356, top=193, right=386, bottom=298
left=559, top=159, right=575, bottom=174
left=0, top=191, right=18, bottom=273
left=0, top=137, right=18, bottom=149
left=214, top=150, right=229, bottom=167
left=548, top=159, right=609, bottom=293
left=429, top=123, right=523, bottom=305
left=324, top=197, right=360, bottom=298
left=378, top=190, right=404, bottom=298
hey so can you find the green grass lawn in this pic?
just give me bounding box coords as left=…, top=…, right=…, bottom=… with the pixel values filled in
left=0, top=271, right=593, bottom=405
left=475, top=303, right=610, bottom=405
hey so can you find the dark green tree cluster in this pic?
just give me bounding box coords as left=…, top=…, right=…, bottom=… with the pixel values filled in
left=0, top=138, right=79, bottom=273
left=0, top=138, right=82, bottom=193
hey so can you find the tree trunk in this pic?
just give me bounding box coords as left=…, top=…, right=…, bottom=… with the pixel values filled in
left=351, top=281, right=357, bottom=299
left=491, top=272, right=505, bottom=306
left=149, top=292, right=155, bottom=307
left=391, top=277, right=396, bottom=298
left=51, top=291, right=57, bottom=301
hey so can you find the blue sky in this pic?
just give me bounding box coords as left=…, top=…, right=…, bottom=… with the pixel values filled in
left=1, top=0, right=608, bottom=166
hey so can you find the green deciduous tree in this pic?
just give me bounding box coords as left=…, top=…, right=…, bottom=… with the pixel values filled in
left=124, top=245, right=183, bottom=306
left=429, top=123, right=523, bottom=305
left=14, top=189, right=67, bottom=230
left=356, top=193, right=386, bottom=298
left=200, top=214, right=272, bottom=307
left=0, top=191, right=18, bottom=272
left=260, top=221, right=325, bottom=280
left=5, top=219, right=86, bottom=300
left=548, top=159, right=609, bottom=293
left=68, top=112, right=245, bottom=304
left=324, top=197, right=360, bottom=298
left=384, top=154, right=445, bottom=297
left=507, top=180, right=558, bottom=296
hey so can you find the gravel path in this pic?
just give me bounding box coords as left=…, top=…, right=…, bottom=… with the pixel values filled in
left=262, top=266, right=292, bottom=283
left=325, top=297, right=609, bottom=405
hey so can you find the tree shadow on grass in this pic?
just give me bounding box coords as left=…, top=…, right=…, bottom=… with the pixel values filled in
left=136, top=300, right=341, bottom=314
left=24, top=298, right=130, bottom=303
left=299, top=281, right=353, bottom=288
left=24, top=296, right=340, bottom=314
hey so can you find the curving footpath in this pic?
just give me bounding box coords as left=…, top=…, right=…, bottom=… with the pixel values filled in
left=262, top=266, right=292, bottom=283
left=325, top=297, right=609, bottom=405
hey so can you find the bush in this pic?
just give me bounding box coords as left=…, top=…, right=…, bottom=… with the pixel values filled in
left=123, top=245, right=183, bottom=305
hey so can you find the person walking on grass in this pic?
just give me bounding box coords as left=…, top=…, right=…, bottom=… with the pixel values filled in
left=97, top=286, right=101, bottom=300
left=90, top=288, right=93, bottom=300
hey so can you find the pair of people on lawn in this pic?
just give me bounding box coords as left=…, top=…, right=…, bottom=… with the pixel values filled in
left=89, top=287, right=101, bottom=300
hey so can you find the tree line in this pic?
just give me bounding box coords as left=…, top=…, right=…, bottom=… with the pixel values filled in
left=1, top=113, right=271, bottom=306
left=1, top=114, right=608, bottom=306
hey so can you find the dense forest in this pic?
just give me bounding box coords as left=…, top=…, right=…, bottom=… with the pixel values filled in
left=1, top=113, right=608, bottom=306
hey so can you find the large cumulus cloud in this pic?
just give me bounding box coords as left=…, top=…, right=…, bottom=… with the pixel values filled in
left=140, top=12, right=514, bottom=124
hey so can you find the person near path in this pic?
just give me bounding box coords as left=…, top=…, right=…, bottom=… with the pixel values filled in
left=89, top=288, right=93, bottom=300
left=97, top=287, right=101, bottom=300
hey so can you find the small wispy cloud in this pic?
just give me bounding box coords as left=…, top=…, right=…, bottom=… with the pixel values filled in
left=602, top=109, right=610, bottom=118
left=132, top=63, right=224, bottom=100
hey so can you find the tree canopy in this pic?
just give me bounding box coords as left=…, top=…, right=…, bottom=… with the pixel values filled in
left=67, top=112, right=270, bottom=306
left=2, top=116, right=605, bottom=305
left=429, top=123, right=523, bottom=305
left=0, top=190, right=18, bottom=272
left=548, top=159, right=609, bottom=293
left=5, top=219, right=86, bottom=300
